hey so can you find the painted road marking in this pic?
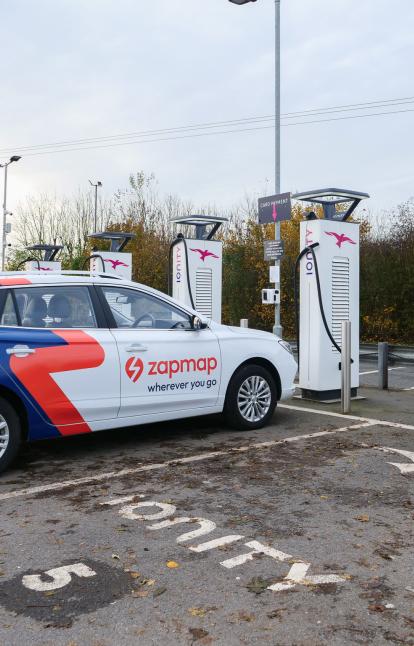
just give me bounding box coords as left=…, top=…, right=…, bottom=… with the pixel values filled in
left=22, top=563, right=96, bottom=592
left=378, top=447, right=414, bottom=475
left=358, top=443, right=414, bottom=476
left=148, top=517, right=217, bottom=543
left=359, top=367, right=405, bottom=375
left=105, top=498, right=347, bottom=594
left=189, top=535, right=245, bottom=553
left=269, top=561, right=346, bottom=592
left=220, top=541, right=292, bottom=568
left=279, top=403, right=414, bottom=431
left=0, top=559, right=132, bottom=624
left=119, top=501, right=176, bottom=521
left=0, top=422, right=373, bottom=502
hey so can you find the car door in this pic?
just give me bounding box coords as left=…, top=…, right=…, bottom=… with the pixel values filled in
left=0, top=284, right=120, bottom=436
left=98, top=285, right=221, bottom=419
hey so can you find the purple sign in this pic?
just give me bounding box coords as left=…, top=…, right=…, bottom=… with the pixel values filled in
left=258, top=192, right=291, bottom=225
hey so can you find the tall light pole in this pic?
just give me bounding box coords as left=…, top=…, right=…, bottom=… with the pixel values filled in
left=0, top=155, right=21, bottom=271
left=89, top=180, right=102, bottom=232
left=228, top=0, right=282, bottom=337
left=273, top=0, right=281, bottom=337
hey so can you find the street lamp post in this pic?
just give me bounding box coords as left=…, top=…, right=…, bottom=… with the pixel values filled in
left=0, top=155, right=21, bottom=271
left=228, top=0, right=282, bottom=337
left=273, top=0, right=281, bottom=337
left=89, top=180, right=102, bottom=232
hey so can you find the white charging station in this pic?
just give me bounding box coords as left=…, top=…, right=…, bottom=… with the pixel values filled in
left=170, top=215, right=228, bottom=322
left=293, top=188, right=369, bottom=401
left=23, top=244, right=63, bottom=273
left=88, top=232, right=135, bottom=280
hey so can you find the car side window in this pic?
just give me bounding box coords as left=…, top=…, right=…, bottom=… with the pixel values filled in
left=101, top=286, right=192, bottom=330
left=13, top=286, right=97, bottom=328
left=0, top=292, right=18, bottom=327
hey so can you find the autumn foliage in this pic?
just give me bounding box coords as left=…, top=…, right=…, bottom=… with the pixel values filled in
left=9, top=173, right=414, bottom=344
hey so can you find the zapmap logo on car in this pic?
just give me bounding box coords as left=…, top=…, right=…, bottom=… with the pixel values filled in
left=125, top=356, right=219, bottom=392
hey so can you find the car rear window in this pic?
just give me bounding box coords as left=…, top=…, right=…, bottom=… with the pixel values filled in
left=1, top=286, right=97, bottom=328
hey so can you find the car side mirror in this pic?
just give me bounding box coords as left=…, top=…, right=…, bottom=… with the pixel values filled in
left=192, top=315, right=207, bottom=331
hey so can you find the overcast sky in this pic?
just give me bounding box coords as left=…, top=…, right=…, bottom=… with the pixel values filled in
left=1, top=0, right=414, bottom=217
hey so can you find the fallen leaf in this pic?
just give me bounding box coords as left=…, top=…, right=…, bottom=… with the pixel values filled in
left=166, top=561, right=179, bottom=569
left=153, top=586, right=167, bottom=598
left=267, top=608, right=286, bottom=619
left=130, top=572, right=141, bottom=579
left=189, top=608, right=207, bottom=617
left=368, top=604, right=386, bottom=613
left=245, top=577, right=273, bottom=595
left=189, top=628, right=208, bottom=642
left=355, top=514, right=370, bottom=522
left=132, top=590, right=149, bottom=598
left=374, top=549, right=395, bottom=561
left=238, top=611, right=255, bottom=622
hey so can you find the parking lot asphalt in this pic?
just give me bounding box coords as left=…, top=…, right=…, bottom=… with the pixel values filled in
left=359, top=359, right=414, bottom=391
left=0, top=383, right=413, bottom=646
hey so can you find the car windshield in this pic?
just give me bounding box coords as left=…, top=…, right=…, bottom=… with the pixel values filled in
left=102, top=287, right=192, bottom=330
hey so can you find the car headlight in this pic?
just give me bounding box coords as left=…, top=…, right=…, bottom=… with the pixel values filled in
left=278, top=340, right=294, bottom=355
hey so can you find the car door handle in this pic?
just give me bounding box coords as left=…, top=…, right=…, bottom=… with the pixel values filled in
left=126, top=344, right=148, bottom=353
left=6, top=345, right=36, bottom=357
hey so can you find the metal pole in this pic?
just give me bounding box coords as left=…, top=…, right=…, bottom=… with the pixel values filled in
left=2, top=163, right=8, bottom=272
left=378, top=342, right=389, bottom=390
left=341, top=321, right=351, bottom=414
left=273, top=0, right=282, bottom=338
left=94, top=184, right=98, bottom=232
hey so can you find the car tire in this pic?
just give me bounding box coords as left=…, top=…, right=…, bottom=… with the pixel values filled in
left=224, top=364, right=277, bottom=431
left=0, top=397, right=22, bottom=474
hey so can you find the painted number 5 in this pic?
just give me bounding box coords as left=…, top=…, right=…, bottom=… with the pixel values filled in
left=22, top=563, right=96, bottom=592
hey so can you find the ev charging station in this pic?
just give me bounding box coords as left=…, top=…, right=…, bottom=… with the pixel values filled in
left=293, top=188, right=370, bottom=402
left=170, top=215, right=228, bottom=323
left=88, top=231, right=136, bottom=280
left=23, top=244, right=63, bottom=272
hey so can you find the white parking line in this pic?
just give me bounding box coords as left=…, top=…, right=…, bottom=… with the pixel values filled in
left=279, top=403, right=414, bottom=431
left=374, top=446, right=414, bottom=475
left=0, top=422, right=372, bottom=502
left=359, top=367, right=405, bottom=376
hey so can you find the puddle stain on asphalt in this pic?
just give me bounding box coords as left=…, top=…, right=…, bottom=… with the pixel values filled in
left=0, top=559, right=132, bottom=628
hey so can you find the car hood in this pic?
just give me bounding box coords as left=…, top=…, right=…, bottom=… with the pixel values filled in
left=210, top=321, right=280, bottom=341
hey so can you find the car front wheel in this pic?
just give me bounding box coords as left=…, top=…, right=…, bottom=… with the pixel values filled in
left=0, top=397, right=22, bottom=474
left=224, top=364, right=277, bottom=430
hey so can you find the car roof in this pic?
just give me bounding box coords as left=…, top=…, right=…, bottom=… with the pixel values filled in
left=0, top=270, right=123, bottom=285
left=0, top=271, right=205, bottom=320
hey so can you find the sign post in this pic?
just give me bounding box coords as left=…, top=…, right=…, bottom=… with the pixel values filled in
left=258, top=192, right=291, bottom=337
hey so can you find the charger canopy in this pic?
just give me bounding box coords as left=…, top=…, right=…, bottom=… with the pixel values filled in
left=26, top=244, right=63, bottom=261
left=292, top=188, right=369, bottom=221
left=88, top=231, right=136, bottom=252
left=171, top=215, right=228, bottom=240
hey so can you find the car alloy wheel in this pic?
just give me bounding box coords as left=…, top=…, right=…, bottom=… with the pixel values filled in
left=237, top=375, right=272, bottom=423
left=0, top=414, right=10, bottom=460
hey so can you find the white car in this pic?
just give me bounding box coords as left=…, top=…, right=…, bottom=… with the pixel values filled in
left=0, top=271, right=297, bottom=472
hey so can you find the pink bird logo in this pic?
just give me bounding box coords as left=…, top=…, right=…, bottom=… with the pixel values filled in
left=190, top=248, right=219, bottom=262
left=272, top=203, right=278, bottom=222
left=325, top=231, right=356, bottom=248
left=104, top=258, right=129, bottom=270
